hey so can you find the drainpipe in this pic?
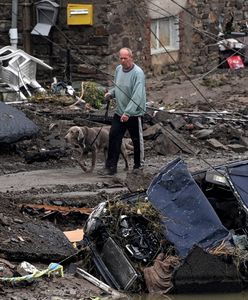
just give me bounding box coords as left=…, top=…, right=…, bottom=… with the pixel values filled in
left=9, top=0, right=18, bottom=49
left=23, top=0, right=32, bottom=53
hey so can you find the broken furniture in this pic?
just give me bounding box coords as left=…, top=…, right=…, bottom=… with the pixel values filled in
left=0, top=46, right=52, bottom=101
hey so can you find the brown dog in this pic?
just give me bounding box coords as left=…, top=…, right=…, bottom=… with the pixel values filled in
left=64, top=125, right=130, bottom=173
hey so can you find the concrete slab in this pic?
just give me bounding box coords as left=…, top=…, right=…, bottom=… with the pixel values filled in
left=0, top=167, right=125, bottom=193
left=0, top=168, right=126, bottom=193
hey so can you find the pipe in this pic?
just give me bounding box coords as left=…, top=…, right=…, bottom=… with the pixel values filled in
left=23, top=0, right=32, bottom=53
left=10, top=0, right=18, bottom=48
left=11, top=0, right=18, bottom=28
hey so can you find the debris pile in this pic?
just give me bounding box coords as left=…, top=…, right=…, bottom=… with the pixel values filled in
left=79, top=158, right=248, bottom=294
left=144, top=105, right=248, bottom=156
left=1, top=73, right=248, bottom=298
left=83, top=196, right=171, bottom=293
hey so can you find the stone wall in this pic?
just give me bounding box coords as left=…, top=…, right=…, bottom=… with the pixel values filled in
left=1, top=0, right=247, bottom=85
left=148, top=0, right=248, bottom=76
left=0, top=0, right=150, bottom=86
left=180, top=0, right=248, bottom=74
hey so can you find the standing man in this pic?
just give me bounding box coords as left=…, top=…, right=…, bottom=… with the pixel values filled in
left=102, top=47, right=146, bottom=175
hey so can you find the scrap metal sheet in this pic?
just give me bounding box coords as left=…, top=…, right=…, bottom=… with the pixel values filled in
left=227, top=161, right=248, bottom=208
left=147, top=158, right=230, bottom=257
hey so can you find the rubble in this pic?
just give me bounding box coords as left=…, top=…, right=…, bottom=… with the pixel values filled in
left=173, top=246, right=243, bottom=293
left=0, top=220, right=77, bottom=262
left=79, top=157, right=248, bottom=294
left=1, top=72, right=248, bottom=298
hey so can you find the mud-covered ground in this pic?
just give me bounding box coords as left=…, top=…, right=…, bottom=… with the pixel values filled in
left=1, top=69, right=248, bottom=299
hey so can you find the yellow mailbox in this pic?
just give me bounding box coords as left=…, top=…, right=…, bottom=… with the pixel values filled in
left=67, top=4, right=93, bottom=25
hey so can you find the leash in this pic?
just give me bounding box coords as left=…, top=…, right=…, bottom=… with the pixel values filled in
left=81, top=92, right=110, bottom=148
left=89, top=126, right=104, bottom=148
left=104, top=97, right=110, bottom=121
left=89, top=93, right=111, bottom=147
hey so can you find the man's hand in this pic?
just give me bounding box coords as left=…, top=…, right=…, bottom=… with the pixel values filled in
left=104, top=92, right=112, bottom=102
left=120, top=114, right=129, bottom=122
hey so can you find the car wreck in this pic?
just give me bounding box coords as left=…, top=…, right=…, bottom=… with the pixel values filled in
left=82, top=157, right=248, bottom=295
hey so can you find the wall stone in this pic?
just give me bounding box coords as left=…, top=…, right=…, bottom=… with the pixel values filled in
left=1, top=0, right=246, bottom=85
left=179, top=0, right=248, bottom=74
left=1, top=0, right=150, bottom=86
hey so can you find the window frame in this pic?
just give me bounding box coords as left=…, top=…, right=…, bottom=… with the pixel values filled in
left=151, top=16, right=180, bottom=55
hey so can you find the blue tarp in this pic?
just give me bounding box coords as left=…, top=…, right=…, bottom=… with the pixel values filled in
left=147, top=158, right=230, bottom=258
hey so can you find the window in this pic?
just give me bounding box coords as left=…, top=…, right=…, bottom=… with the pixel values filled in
left=151, top=16, right=179, bottom=54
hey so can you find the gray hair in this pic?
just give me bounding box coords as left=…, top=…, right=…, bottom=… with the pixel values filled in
left=119, top=47, right=133, bottom=58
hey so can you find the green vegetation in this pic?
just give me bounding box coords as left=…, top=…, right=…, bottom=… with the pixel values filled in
left=83, top=81, right=105, bottom=109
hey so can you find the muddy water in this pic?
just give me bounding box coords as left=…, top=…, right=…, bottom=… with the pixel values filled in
left=131, top=292, right=248, bottom=300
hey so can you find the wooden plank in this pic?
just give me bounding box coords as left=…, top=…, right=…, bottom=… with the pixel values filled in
left=161, top=125, right=197, bottom=155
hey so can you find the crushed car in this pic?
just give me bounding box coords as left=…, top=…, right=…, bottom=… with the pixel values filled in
left=82, top=157, right=248, bottom=294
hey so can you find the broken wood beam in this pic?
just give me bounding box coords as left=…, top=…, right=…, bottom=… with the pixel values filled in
left=21, top=204, right=93, bottom=215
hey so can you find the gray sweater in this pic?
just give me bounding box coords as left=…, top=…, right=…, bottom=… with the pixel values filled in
left=109, top=64, right=146, bottom=117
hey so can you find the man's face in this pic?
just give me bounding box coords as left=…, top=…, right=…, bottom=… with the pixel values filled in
left=119, top=49, right=133, bottom=70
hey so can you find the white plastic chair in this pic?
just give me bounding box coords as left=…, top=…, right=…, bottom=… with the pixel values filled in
left=0, top=46, right=53, bottom=99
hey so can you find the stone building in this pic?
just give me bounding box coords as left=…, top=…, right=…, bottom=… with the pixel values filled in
left=0, top=0, right=247, bottom=86
left=149, top=0, right=248, bottom=76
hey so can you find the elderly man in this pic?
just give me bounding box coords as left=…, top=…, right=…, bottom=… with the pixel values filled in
left=102, top=47, right=146, bottom=175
